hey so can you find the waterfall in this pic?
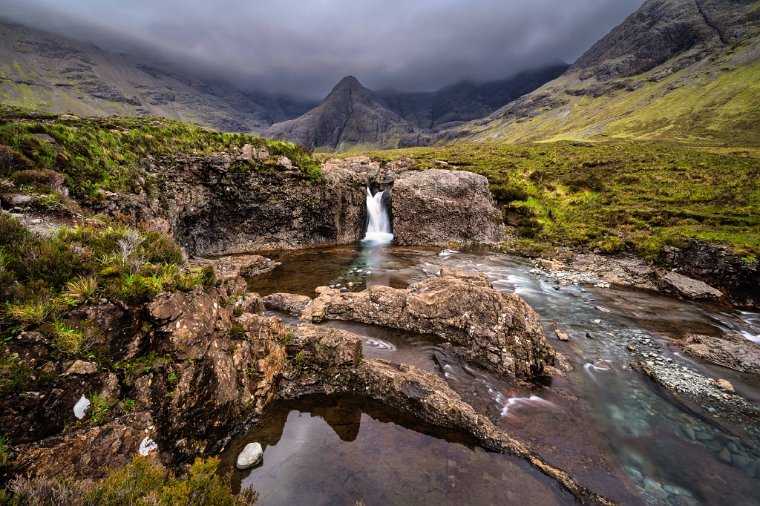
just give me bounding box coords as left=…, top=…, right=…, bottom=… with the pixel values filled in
left=362, top=187, right=393, bottom=244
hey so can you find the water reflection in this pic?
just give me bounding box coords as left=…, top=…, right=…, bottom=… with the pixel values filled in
left=223, top=396, right=574, bottom=506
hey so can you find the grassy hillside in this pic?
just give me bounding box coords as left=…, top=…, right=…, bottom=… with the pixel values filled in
left=460, top=59, right=760, bottom=146
left=0, top=106, right=321, bottom=200
left=334, top=142, right=760, bottom=260
left=454, top=1, right=760, bottom=147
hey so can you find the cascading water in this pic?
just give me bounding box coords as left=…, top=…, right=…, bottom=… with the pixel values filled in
left=362, top=187, right=393, bottom=245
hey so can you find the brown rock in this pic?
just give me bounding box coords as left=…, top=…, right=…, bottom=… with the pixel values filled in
left=63, top=360, right=98, bottom=375
left=10, top=412, right=155, bottom=480
left=263, top=292, right=313, bottom=316
left=555, top=329, right=570, bottom=341
left=302, top=268, right=555, bottom=378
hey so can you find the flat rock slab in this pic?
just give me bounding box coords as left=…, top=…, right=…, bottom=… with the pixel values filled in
left=662, top=271, right=722, bottom=300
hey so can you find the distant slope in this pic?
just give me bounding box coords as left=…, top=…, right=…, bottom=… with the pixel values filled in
left=0, top=20, right=314, bottom=132
left=263, top=76, right=423, bottom=150
left=448, top=0, right=760, bottom=146
left=375, top=64, right=568, bottom=130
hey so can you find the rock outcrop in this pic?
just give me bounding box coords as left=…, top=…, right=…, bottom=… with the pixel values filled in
left=391, top=169, right=505, bottom=246
left=302, top=268, right=555, bottom=377
left=660, top=241, right=759, bottom=307
left=95, top=154, right=506, bottom=255
left=275, top=324, right=612, bottom=505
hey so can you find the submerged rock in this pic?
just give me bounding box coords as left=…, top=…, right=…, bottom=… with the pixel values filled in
left=302, top=268, right=555, bottom=378
left=236, top=442, right=263, bottom=469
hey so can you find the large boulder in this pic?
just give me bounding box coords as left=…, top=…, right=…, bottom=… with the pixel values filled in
left=302, top=268, right=555, bottom=377
left=391, top=169, right=504, bottom=246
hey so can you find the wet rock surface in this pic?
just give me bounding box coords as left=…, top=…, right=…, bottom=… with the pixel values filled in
left=391, top=169, right=504, bottom=247
left=676, top=332, right=760, bottom=374
left=302, top=268, right=556, bottom=378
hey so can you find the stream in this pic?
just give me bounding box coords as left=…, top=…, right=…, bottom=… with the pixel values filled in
left=225, top=244, right=760, bottom=505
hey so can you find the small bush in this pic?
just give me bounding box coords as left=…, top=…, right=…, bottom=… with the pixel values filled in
left=11, top=168, right=65, bottom=192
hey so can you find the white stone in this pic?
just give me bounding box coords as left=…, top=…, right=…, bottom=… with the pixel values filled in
left=73, top=395, right=90, bottom=419
left=139, top=436, right=158, bottom=456
left=236, top=442, right=263, bottom=470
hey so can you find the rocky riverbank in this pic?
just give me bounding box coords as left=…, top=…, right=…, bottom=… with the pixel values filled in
left=526, top=247, right=758, bottom=309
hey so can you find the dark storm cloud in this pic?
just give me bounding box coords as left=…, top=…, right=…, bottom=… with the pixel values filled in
left=1, top=0, right=644, bottom=98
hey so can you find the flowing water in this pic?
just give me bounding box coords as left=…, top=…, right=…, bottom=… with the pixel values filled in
left=362, top=187, right=394, bottom=245
left=243, top=244, right=760, bottom=505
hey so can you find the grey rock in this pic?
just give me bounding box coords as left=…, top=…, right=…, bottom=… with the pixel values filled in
left=662, top=271, right=722, bottom=300
left=236, top=442, right=263, bottom=470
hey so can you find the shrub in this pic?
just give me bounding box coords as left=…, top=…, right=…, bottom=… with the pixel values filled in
left=11, top=168, right=65, bottom=192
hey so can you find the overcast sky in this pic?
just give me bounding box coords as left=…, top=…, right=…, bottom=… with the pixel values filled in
left=2, top=0, right=644, bottom=99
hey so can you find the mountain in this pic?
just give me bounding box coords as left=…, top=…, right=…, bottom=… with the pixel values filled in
left=263, top=76, right=424, bottom=150
left=447, top=0, right=760, bottom=145
left=375, top=64, right=568, bottom=130
left=0, top=20, right=315, bottom=132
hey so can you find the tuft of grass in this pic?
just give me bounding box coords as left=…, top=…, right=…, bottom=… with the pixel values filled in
left=0, top=434, right=9, bottom=467
left=4, top=300, right=50, bottom=327
left=51, top=321, right=86, bottom=355
left=63, top=276, right=99, bottom=304
left=88, top=393, right=113, bottom=426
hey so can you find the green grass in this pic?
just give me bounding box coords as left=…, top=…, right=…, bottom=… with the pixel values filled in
left=0, top=106, right=322, bottom=200
left=0, top=214, right=212, bottom=341
left=3, top=456, right=257, bottom=505
left=334, top=142, right=760, bottom=259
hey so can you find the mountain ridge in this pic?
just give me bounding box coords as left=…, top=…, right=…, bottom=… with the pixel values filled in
left=0, top=19, right=316, bottom=132
left=446, top=0, right=760, bottom=146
